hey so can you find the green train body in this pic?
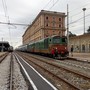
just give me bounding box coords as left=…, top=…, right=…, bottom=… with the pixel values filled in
left=26, top=35, right=69, bottom=57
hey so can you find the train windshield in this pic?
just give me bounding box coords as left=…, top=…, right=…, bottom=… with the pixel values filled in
left=62, top=38, right=67, bottom=43
left=53, top=36, right=67, bottom=44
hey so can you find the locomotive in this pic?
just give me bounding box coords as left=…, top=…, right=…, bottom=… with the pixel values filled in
left=17, top=35, right=69, bottom=58
left=8, top=46, right=13, bottom=52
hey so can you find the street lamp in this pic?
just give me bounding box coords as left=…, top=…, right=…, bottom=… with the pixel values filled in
left=82, top=8, right=86, bottom=34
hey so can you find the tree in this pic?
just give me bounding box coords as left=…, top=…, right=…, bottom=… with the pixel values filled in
left=87, top=26, right=90, bottom=33
left=69, top=31, right=76, bottom=37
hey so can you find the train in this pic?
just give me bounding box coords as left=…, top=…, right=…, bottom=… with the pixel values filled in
left=17, top=35, right=69, bottom=59
left=8, top=46, right=13, bottom=52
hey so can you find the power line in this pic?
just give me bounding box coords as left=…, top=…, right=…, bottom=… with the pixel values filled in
left=69, top=18, right=90, bottom=29
left=70, top=11, right=82, bottom=17
left=70, top=7, right=90, bottom=18
left=2, top=0, right=7, bottom=17
left=49, top=0, right=59, bottom=10
left=2, top=0, right=10, bottom=23
left=0, top=21, right=29, bottom=26
left=42, top=0, right=53, bottom=10
left=69, top=1, right=90, bottom=13
left=69, top=13, right=90, bottom=25
left=65, top=13, right=90, bottom=28
left=2, top=0, right=12, bottom=45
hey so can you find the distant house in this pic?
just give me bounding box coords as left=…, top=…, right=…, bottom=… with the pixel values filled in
left=69, top=33, right=90, bottom=53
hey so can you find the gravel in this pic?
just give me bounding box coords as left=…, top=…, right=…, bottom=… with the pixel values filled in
left=13, top=54, right=28, bottom=90
left=0, top=54, right=10, bottom=90
left=0, top=53, right=28, bottom=90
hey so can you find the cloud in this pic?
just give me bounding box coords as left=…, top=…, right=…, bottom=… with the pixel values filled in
left=0, top=0, right=90, bottom=48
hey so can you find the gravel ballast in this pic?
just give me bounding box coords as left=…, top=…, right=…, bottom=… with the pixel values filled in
left=0, top=53, right=28, bottom=90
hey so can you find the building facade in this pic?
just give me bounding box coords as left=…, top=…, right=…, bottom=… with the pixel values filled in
left=22, top=10, right=66, bottom=45
left=69, top=33, right=90, bottom=53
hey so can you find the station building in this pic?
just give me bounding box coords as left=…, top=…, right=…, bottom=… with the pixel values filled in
left=22, top=10, right=66, bottom=45
left=0, top=41, right=10, bottom=52
left=69, top=33, right=90, bottom=53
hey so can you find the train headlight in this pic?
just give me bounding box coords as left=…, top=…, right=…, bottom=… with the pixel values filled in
left=65, top=47, right=67, bottom=49
left=61, top=51, right=64, bottom=54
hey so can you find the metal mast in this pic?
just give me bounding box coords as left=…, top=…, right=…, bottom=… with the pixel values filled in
left=67, top=4, right=69, bottom=52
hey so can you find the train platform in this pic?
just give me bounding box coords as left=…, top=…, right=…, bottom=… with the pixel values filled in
left=0, top=52, right=7, bottom=57
left=68, top=53, right=90, bottom=62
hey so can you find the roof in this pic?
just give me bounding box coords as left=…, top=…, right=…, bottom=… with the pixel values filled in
left=0, top=41, right=10, bottom=47
left=70, top=33, right=90, bottom=39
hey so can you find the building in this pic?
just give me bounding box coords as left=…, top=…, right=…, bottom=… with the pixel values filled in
left=69, top=33, right=90, bottom=53
left=0, top=41, right=10, bottom=52
left=22, top=10, right=66, bottom=45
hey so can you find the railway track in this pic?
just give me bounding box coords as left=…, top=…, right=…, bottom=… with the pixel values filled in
left=10, top=53, right=13, bottom=90
left=16, top=52, right=90, bottom=90
left=56, top=59, right=90, bottom=76
left=20, top=52, right=90, bottom=76
left=0, top=52, right=28, bottom=90
left=0, top=53, right=13, bottom=90
left=0, top=52, right=8, bottom=63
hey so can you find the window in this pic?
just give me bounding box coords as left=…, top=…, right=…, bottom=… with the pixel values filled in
left=82, top=45, right=85, bottom=52
left=46, top=23, right=48, bottom=27
left=89, top=44, right=90, bottom=52
left=53, top=31, right=55, bottom=35
left=59, top=18, right=62, bottom=21
left=59, top=24, right=62, bottom=27
left=53, top=22, right=55, bottom=27
left=53, top=17, right=55, bottom=20
left=46, top=16, right=48, bottom=20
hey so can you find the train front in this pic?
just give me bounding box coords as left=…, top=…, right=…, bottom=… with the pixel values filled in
left=50, top=36, right=69, bottom=58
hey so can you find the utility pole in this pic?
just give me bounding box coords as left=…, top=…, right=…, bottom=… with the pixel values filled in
left=67, top=4, right=69, bottom=52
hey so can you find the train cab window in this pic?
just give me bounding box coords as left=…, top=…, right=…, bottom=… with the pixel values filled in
left=62, top=38, right=67, bottom=43
left=53, top=38, right=60, bottom=44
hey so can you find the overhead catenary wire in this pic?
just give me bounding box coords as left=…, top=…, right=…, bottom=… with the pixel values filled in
left=0, top=21, right=29, bottom=26
left=65, top=13, right=90, bottom=28
left=69, top=1, right=90, bottom=13
left=2, top=0, right=12, bottom=45
left=49, top=0, right=59, bottom=10
left=2, top=0, right=10, bottom=23
left=42, top=0, right=53, bottom=10
left=67, top=1, right=90, bottom=30
left=1, top=0, right=90, bottom=35
left=68, top=18, right=90, bottom=29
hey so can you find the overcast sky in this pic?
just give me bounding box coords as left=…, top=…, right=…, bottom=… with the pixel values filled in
left=0, top=0, right=90, bottom=48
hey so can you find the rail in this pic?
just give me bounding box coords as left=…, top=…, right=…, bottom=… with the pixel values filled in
left=17, top=52, right=83, bottom=90
left=10, top=53, right=13, bottom=90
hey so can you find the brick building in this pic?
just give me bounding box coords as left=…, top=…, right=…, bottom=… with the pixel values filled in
left=69, top=33, right=90, bottom=53
left=22, top=10, right=66, bottom=45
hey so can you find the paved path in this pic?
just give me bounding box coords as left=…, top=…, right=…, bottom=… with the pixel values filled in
left=69, top=53, right=90, bottom=62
